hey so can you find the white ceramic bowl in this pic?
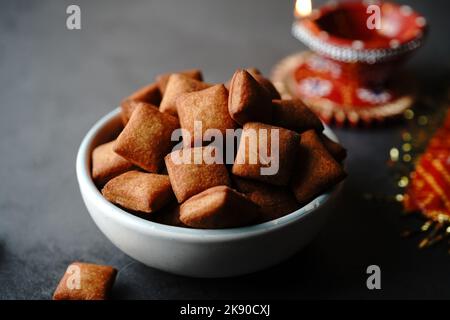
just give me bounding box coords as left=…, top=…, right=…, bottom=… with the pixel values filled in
left=76, top=108, right=343, bottom=278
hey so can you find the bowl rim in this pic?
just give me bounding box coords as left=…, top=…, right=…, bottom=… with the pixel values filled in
left=76, top=107, right=340, bottom=242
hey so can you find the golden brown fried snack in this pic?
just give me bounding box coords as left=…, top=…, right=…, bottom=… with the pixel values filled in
left=244, top=67, right=262, bottom=76
left=152, top=204, right=185, bottom=227
left=120, top=100, right=139, bottom=125
left=272, top=99, right=324, bottom=133
left=291, top=130, right=347, bottom=204
left=120, top=82, right=162, bottom=124
left=232, top=122, right=300, bottom=186
left=114, top=103, right=179, bottom=172
left=177, top=84, right=237, bottom=146
left=165, top=146, right=231, bottom=203
left=233, top=177, right=299, bottom=222
left=320, top=133, right=347, bottom=162
left=102, top=171, right=173, bottom=213
left=226, top=68, right=280, bottom=100
left=91, top=140, right=134, bottom=186
left=156, top=69, right=203, bottom=94
left=179, top=186, right=260, bottom=229
left=252, top=74, right=281, bottom=100
left=126, top=82, right=162, bottom=104
left=159, top=74, right=210, bottom=116
left=53, top=262, right=117, bottom=300
left=228, top=69, right=272, bottom=125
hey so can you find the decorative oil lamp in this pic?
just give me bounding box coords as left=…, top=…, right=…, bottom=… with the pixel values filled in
left=272, top=0, right=427, bottom=126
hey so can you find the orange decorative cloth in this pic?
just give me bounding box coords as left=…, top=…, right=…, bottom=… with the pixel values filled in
left=404, top=110, right=450, bottom=221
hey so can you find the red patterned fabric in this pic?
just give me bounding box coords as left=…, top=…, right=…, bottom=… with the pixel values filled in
left=404, top=110, right=450, bottom=220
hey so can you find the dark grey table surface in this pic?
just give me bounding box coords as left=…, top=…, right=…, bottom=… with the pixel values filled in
left=1, top=0, right=449, bottom=300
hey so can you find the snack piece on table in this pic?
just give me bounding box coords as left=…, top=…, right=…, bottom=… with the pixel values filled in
left=233, top=177, right=300, bottom=222
left=91, top=140, right=134, bottom=186
left=156, top=69, right=203, bottom=94
left=159, top=74, right=210, bottom=116
left=53, top=262, right=117, bottom=300
left=228, top=69, right=272, bottom=125
left=232, top=122, right=300, bottom=186
left=320, top=133, right=347, bottom=162
left=179, top=185, right=260, bottom=229
left=114, top=103, right=179, bottom=172
left=272, top=99, right=324, bottom=133
left=291, top=130, right=347, bottom=204
left=165, top=146, right=231, bottom=203
left=102, top=171, right=173, bottom=213
left=177, top=84, right=237, bottom=146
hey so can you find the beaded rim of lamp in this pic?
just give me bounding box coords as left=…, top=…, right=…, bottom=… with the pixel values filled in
left=291, top=22, right=425, bottom=64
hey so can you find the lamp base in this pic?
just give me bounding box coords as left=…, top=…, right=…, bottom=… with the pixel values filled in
left=271, top=51, right=416, bottom=127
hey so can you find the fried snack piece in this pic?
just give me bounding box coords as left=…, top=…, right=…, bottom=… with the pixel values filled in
left=225, top=68, right=260, bottom=88
left=91, top=140, right=134, bottom=186
left=53, top=262, right=117, bottom=300
left=226, top=68, right=280, bottom=100
left=272, top=99, right=324, bottom=133
left=233, top=177, right=300, bottom=222
left=228, top=69, right=272, bottom=125
left=177, top=84, right=237, bottom=146
left=291, top=130, right=347, bottom=204
left=156, top=69, right=203, bottom=94
left=250, top=72, right=281, bottom=100
left=102, top=171, right=173, bottom=213
left=320, top=133, right=347, bottom=162
left=165, top=146, right=231, bottom=203
left=126, top=82, right=162, bottom=104
left=159, top=74, right=210, bottom=116
left=114, top=103, right=179, bottom=172
left=244, top=67, right=262, bottom=76
left=232, top=122, right=300, bottom=186
left=120, top=100, right=140, bottom=125
left=120, top=82, right=162, bottom=124
left=179, top=186, right=260, bottom=229
left=152, top=204, right=185, bottom=227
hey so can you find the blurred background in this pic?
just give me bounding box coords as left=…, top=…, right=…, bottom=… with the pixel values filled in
left=0, top=0, right=449, bottom=299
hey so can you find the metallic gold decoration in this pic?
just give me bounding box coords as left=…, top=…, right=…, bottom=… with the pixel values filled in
left=404, top=109, right=415, bottom=120
left=390, top=148, right=400, bottom=162
left=402, top=132, right=412, bottom=141
left=402, top=143, right=412, bottom=152
left=398, top=176, right=409, bottom=188
left=382, top=77, right=450, bottom=253
left=418, top=115, right=428, bottom=126
left=396, top=101, right=450, bottom=253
